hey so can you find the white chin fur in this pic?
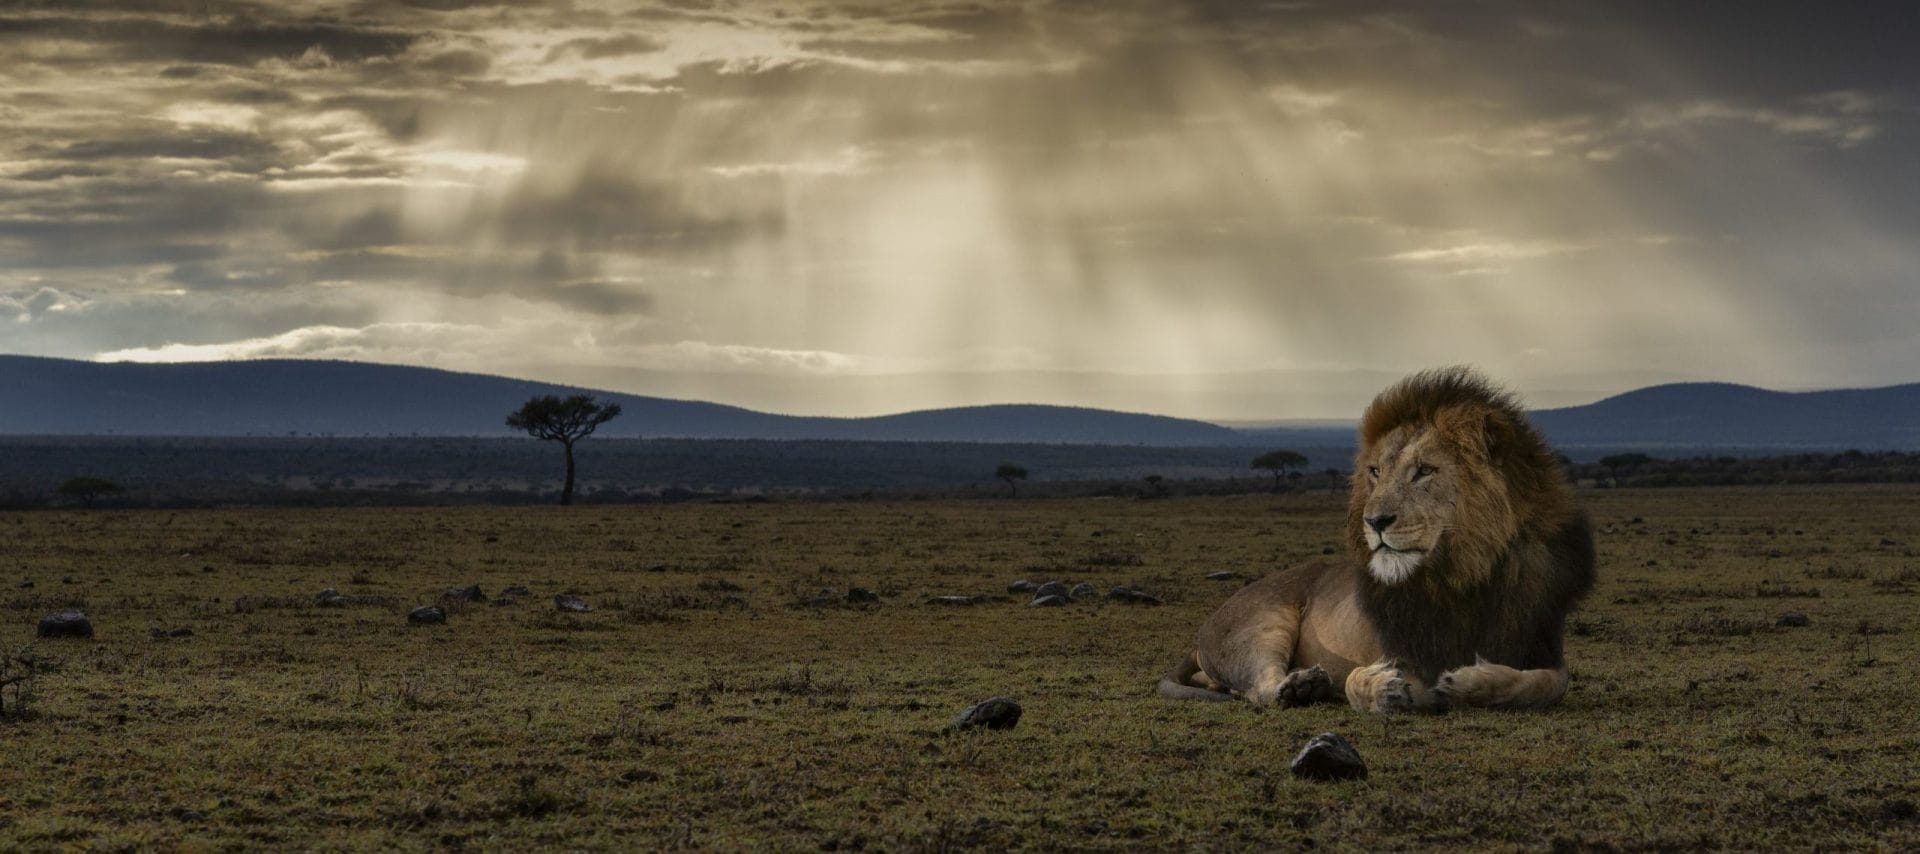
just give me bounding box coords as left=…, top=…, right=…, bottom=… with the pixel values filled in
left=1369, top=549, right=1423, bottom=584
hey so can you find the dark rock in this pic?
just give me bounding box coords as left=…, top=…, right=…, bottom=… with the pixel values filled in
left=442, top=585, right=485, bottom=602
left=408, top=606, right=447, bottom=625
left=37, top=610, right=94, bottom=639
left=927, top=595, right=977, bottom=607
left=1007, top=580, right=1037, bottom=594
left=502, top=585, right=532, bottom=597
left=316, top=588, right=347, bottom=607
left=554, top=594, right=592, bottom=613
left=1105, top=586, right=1162, bottom=605
left=16, top=580, right=31, bottom=589
left=846, top=587, right=880, bottom=604
left=1289, top=732, right=1368, bottom=781
left=1321, top=546, right=1336, bottom=555
left=1034, top=581, right=1070, bottom=599
left=1029, top=594, right=1069, bottom=607
left=1068, top=582, right=1095, bottom=600
left=150, top=626, right=193, bottom=639
left=62, top=575, right=76, bottom=584
left=1206, top=571, right=1240, bottom=582
left=948, top=696, right=1022, bottom=731
left=1776, top=611, right=1811, bottom=628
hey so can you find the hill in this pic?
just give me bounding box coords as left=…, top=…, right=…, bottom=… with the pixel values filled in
left=0, top=356, right=1244, bottom=446
left=1531, top=382, right=1920, bottom=451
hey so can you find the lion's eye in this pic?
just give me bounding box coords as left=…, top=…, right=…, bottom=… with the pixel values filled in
left=1366, top=466, right=1379, bottom=479
left=1414, top=464, right=1437, bottom=480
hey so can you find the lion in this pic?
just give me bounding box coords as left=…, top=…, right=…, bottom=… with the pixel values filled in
left=1158, top=367, right=1595, bottom=712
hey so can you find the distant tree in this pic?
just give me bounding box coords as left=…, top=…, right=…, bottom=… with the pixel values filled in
left=56, top=476, right=122, bottom=508
left=1599, top=453, right=1653, bottom=470
left=1251, top=450, right=1309, bottom=492
left=1323, top=467, right=1343, bottom=492
left=994, top=463, right=1028, bottom=498
left=1144, top=474, right=1165, bottom=498
left=1598, top=453, right=1654, bottom=485
left=506, top=395, right=623, bottom=506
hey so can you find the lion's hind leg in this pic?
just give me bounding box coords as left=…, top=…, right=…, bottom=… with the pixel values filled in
left=1434, top=660, right=1569, bottom=710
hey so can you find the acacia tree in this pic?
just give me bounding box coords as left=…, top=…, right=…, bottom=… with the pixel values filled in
left=1250, top=450, right=1308, bottom=493
left=994, top=463, right=1028, bottom=498
left=57, top=477, right=122, bottom=508
left=506, top=395, right=623, bottom=506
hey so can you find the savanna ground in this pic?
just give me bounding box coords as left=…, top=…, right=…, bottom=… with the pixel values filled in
left=2, top=486, right=1917, bottom=851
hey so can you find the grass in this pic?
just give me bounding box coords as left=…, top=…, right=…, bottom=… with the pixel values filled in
left=1, top=485, right=1916, bottom=850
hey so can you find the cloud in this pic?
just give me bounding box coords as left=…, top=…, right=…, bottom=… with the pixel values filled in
left=1385, top=240, right=1589, bottom=265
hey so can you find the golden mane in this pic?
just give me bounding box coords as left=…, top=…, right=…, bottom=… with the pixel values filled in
left=1346, top=366, right=1577, bottom=587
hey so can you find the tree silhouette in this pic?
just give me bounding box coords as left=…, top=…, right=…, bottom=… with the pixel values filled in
left=994, top=463, right=1028, bottom=498
left=56, top=476, right=122, bottom=508
left=506, top=395, right=623, bottom=506
left=1250, top=450, right=1309, bottom=492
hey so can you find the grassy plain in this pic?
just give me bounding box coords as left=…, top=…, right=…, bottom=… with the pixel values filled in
left=1, top=486, right=1916, bottom=850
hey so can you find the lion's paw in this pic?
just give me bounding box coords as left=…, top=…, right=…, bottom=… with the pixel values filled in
left=1274, top=665, right=1331, bottom=708
left=1372, top=675, right=1415, bottom=714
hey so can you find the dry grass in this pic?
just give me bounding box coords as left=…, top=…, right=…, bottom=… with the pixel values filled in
left=1, top=486, right=1916, bottom=850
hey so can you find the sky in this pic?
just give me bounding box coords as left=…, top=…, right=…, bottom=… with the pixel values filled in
left=2, top=1, right=1918, bottom=420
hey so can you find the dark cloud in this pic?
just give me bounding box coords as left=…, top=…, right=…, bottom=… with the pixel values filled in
left=0, top=14, right=423, bottom=66
left=545, top=33, right=665, bottom=61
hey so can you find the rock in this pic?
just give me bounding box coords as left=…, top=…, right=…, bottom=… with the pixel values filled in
left=1028, top=594, right=1069, bottom=607
left=948, top=696, right=1022, bottom=731
left=554, top=594, right=592, bottom=613
left=846, top=587, right=880, bottom=604
left=16, top=580, right=31, bottom=589
left=1776, top=611, right=1811, bottom=628
left=1068, top=582, right=1095, bottom=600
left=502, top=585, right=532, bottom=597
left=442, top=585, right=485, bottom=602
left=1206, top=571, right=1240, bottom=581
left=1105, top=586, right=1162, bottom=605
left=927, top=595, right=977, bottom=607
left=407, top=605, right=447, bottom=625
left=37, top=610, right=94, bottom=639
left=150, top=626, right=193, bottom=639
left=1007, top=580, right=1037, bottom=594
left=492, top=596, right=518, bottom=607
left=1289, top=732, right=1368, bottom=781
left=62, top=575, right=76, bottom=584
left=1034, top=581, right=1070, bottom=599
left=316, top=588, right=347, bottom=607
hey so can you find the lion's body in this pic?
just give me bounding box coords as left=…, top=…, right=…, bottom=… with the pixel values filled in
left=1159, top=367, right=1596, bottom=711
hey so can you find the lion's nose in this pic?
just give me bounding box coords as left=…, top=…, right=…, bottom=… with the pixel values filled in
left=1366, top=514, right=1397, bottom=534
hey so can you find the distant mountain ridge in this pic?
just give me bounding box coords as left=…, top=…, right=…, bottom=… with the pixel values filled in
left=4, top=356, right=1917, bottom=451
left=0, top=356, right=1246, bottom=445
left=1529, top=381, right=1920, bottom=450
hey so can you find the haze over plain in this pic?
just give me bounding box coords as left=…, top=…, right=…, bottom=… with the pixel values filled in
left=2, top=2, right=1917, bottom=419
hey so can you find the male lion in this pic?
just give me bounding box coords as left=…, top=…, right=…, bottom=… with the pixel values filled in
left=1159, top=367, right=1595, bottom=712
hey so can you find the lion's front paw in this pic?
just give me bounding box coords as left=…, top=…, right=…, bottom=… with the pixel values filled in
left=1274, top=664, right=1332, bottom=708
left=1372, top=675, right=1415, bottom=714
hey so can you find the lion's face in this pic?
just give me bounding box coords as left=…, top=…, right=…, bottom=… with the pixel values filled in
left=1349, top=409, right=1519, bottom=586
